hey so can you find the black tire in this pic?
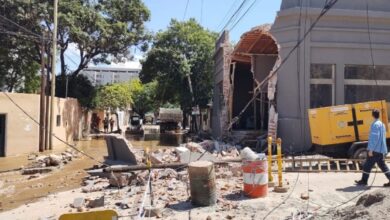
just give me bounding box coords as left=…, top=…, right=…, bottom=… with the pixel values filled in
left=352, top=147, right=368, bottom=160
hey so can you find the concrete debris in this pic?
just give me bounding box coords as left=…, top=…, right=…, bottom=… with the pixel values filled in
left=27, top=153, right=38, bottom=160
left=325, top=189, right=390, bottom=220
left=71, top=197, right=85, bottom=209
left=300, top=193, right=310, bottom=200
left=82, top=177, right=109, bottom=193
left=22, top=150, right=80, bottom=175
left=87, top=196, right=104, bottom=208
left=109, top=173, right=135, bottom=188
left=21, top=167, right=54, bottom=175
left=240, top=147, right=258, bottom=161
left=143, top=206, right=163, bottom=218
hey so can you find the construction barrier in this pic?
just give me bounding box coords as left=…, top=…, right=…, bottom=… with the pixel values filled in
left=242, top=158, right=268, bottom=198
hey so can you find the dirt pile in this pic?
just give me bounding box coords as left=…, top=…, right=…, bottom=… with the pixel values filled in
left=326, top=189, right=390, bottom=220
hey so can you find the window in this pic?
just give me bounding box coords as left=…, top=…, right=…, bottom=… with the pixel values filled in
left=344, top=65, right=390, bottom=104
left=56, top=115, right=61, bottom=127
left=310, top=64, right=335, bottom=108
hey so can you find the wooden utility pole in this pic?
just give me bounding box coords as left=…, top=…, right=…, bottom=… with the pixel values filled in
left=49, top=0, right=58, bottom=150
left=45, top=46, right=51, bottom=150
left=39, top=36, right=46, bottom=152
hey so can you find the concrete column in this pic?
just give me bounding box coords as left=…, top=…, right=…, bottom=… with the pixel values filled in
left=335, top=63, right=345, bottom=105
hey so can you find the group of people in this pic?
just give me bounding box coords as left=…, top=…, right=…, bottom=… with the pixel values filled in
left=91, top=115, right=116, bottom=133
left=103, top=117, right=115, bottom=133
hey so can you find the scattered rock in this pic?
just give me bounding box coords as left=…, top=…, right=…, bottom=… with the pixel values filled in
left=72, top=197, right=85, bottom=209
left=301, top=193, right=310, bottom=200
left=22, top=167, right=54, bottom=175
left=87, top=196, right=104, bottom=208
left=143, top=206, right=163, bottom=218
left=48, top=154, right=62, bottom=166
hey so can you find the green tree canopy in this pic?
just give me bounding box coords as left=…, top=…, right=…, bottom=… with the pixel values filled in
left=0, top=0, right=150, bottom=96
left=140, top=19, right=217, bottom=113
left=94, top=83, right=132, bottom=111
left=130, top=79, right=158, bottom=118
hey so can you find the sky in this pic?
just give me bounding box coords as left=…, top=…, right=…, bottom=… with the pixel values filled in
left=143, top=0, right=281, bottom=42
left=66, top=0, right=282, bottom=70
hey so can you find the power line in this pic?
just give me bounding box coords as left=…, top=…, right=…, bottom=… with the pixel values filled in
left=229, top=0, right=260, bottom=31
left=216, top=0, right=240, bottom=30
left=200, top=0, right=204, bottom=25
left=183, top=0, right=190, bottom=20
left=220, top=0, right=250, bottom=33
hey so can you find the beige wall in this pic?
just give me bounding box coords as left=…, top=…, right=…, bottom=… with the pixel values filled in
left=0, top=93, right=83, bottom=156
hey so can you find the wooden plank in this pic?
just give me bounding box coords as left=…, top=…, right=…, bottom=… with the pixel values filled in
left=309, top=161, right=313, bottom=171
left=346, top=160, right=350, bottom=171
left=336, top=161, right=340, bottom=171
left=327, top=161, right=331, bottom=171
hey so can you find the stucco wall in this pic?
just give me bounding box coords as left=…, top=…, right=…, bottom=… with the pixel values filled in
left=0, top=93, right=83, bottom=156
left=271, top=0, right=390, bottom=152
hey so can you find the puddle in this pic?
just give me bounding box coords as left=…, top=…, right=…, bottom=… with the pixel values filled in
left=126, top=133, right=188, bottom=151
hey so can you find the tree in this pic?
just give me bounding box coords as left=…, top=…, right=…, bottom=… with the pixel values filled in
left=140, top=19, right=217, bottom=129
left=94, top=82, right=132, bottom=131
left=0, top=0, right=151, bottom=95
left=130, top=79, right=158, bottom=118
left=94, top=83, right=132, bottom=111
left=0, top=22, right=40, bottom=92
left=55, top=74, right=96, bottom=109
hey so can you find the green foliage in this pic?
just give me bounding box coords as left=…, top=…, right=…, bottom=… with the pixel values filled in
left=0, top=15, right=40, bottom=92
left=94, top=83, right=132, bottom=111
left=55, top=74, right=96, bottom=109
left=0, top=0, right=150, bottom=99
left=140, top=19, right=217, bottom=112
left=130, top=79, right=158, bottom=117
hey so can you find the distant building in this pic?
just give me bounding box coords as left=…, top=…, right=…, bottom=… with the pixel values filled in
left=81, top=62, right=141, bottom=86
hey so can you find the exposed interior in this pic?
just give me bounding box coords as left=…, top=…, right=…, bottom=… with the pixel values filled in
left=229, top=25, right=279, bottom=132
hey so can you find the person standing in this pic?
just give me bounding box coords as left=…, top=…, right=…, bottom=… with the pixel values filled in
left=355, top=109, right=390, bottom=187
left=103, top=117, right=109, bottom=133
left=110, top=117, right=115, bottom=133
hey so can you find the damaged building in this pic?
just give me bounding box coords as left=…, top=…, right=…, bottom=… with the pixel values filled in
left=212, top=0, right=390, bottom=152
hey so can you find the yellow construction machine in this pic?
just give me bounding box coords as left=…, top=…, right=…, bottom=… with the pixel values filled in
left=308, top=100, right=390, bottom=159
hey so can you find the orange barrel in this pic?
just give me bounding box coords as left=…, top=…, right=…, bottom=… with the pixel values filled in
left=242, top=159, right=268, bottom=198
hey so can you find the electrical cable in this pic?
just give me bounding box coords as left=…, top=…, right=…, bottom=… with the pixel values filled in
left=200, top=0, right=204, bottom=25
left=262, top=145, right=301, bottom=220
left=227, top=0, right=340, bottom=130
left=219, top=0, right=250, bottom=33
left=229, top=0, right=261, bottom=32
left=216, top=0, right=240, bottom=30
left=183, top=0, right=190, bottom=20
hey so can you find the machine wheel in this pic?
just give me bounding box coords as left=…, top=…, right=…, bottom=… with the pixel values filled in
left=352, top=147, right=368, bottom=160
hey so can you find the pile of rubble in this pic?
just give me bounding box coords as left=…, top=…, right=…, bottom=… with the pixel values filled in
left=21, top=149, right=80, bottom=175
left=323, top=189, right=390, bottom=220
left=149, top=140, right=241, bottom=164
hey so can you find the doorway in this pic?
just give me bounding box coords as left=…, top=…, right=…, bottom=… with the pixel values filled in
left=0, top=114, right=6, bottom=157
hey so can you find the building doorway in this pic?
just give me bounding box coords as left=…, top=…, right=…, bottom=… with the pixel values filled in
left=0, top=114, right=6, bottom=157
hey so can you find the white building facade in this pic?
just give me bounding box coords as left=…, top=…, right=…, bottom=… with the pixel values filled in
left=81, top=63, right=141, bottom=86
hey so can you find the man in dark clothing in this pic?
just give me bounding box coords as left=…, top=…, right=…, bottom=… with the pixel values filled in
left=110, top=117, right=115, bottom=133
left=355, top=109, right=390, bottom=187
left=103, top=117, right=109, bottom=133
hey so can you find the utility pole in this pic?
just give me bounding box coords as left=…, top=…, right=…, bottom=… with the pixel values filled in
left=39, top=35, right=46, bottom=152
left=49, top=0, right=58, bottom=150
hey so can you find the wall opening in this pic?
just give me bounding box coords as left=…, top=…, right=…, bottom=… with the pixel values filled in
left=0, top=114, right=6, bottom=157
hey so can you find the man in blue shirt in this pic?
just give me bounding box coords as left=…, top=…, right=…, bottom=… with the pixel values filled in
left=355, top=109, right=390, bottom=186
